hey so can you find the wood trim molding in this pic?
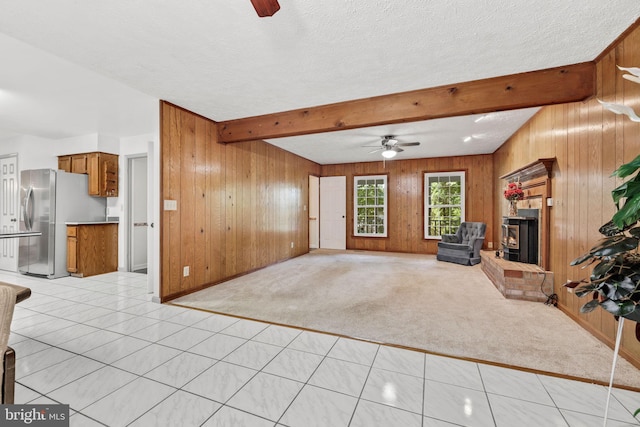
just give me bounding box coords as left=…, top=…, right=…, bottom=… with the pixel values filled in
left=218, top=63, right=595, bottom=143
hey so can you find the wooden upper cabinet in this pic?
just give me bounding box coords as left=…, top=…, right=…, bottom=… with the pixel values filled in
left=58, top=156, right=71, bottom=173
left=71, top=154, right=88, bottom=174
left=58, top=151, right=119, bottom=197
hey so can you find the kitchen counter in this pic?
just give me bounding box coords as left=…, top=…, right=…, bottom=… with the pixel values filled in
left=65, top=221, right=119, bottom=225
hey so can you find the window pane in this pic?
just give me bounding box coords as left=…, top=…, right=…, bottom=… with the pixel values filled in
left=424, top=172, right=465, bottom=239
left=354, top=175, right=387, bottom=237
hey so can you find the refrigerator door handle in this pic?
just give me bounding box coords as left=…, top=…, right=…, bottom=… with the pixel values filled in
left=24, top=185, right=34, bottom=231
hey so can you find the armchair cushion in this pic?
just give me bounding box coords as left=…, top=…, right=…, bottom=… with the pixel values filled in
left=437, top=222, right=486, bottom=266
left=441, top=233, right=460, bottom=243
left=0, top=285, right=17, bottom=404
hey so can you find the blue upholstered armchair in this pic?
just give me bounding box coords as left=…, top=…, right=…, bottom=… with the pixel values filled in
left=436, top=222, right=487, bottom=266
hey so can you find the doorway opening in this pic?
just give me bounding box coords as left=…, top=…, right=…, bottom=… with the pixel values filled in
left=127, top=155, right=148, bottom=274
left=308, top=175, right=319, bottom=249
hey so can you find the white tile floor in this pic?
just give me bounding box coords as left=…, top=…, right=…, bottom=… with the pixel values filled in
left=3, top=270, right=640, bottom=427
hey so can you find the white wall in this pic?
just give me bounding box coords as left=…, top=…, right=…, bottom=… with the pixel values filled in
left=0, top=133, right=102, bottom=171
left=98, top=134, right=120, bottom=154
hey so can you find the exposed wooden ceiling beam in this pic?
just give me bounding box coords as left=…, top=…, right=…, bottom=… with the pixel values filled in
left=249, top=0, right=280, bottom=17
left=218, top=62, right=595, bottom=143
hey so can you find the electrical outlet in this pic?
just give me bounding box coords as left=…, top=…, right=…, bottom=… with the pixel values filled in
left=183, top=266, right=190, bottom=277
left=488, top=241, right=493, bottom=249
left=290, top=242, right=294, bottom=249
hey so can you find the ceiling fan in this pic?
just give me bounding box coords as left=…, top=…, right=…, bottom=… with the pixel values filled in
left=365, top=135, right=420, bottom=159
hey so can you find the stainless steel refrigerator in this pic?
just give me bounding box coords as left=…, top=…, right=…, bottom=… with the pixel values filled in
left=19, top=169, right=107, bottom=278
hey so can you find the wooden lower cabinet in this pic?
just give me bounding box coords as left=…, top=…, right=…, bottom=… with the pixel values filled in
left=67, top=224, right=118, bottom=277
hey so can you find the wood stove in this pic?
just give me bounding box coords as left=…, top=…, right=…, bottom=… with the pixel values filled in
left=502, top=216, right=538, bottom=264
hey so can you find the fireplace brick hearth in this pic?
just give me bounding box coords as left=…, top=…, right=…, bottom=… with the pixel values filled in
left=480, top=251, right=553, bottom=302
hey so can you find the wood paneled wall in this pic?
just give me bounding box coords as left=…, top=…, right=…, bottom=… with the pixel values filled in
left=494, top=25, right=640, bottom=367
left=160, top=102, right=321, bottom=301
left=321, top=155, right=494, bottom=254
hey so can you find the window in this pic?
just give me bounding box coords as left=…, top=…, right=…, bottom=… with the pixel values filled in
left=354, top=175, right=387, bottom=237
left=424, top=171, right=465, bottom=238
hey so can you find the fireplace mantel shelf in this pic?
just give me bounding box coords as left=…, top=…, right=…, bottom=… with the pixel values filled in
left=499, top=158, right=555, bottom=182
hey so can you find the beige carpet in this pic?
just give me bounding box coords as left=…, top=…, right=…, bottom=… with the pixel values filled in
left=173, top=249, right=640, bottom=388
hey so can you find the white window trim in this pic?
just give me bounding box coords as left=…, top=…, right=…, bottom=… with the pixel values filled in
left=354, top=175, right=388, bottom=237
left=424, top=171, right=466, bottom=239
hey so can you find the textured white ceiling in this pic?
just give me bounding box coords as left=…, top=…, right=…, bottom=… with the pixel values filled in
left=0, top=1, right=638, bottom=163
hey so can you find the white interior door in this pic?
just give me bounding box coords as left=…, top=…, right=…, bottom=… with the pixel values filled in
left=0, top=155, right=18, bottom=271
left=309, top=175, right=319, bottom=249
left=320, top=176, right=346, bottom=250
left=129, top=156, right=148, bottom=272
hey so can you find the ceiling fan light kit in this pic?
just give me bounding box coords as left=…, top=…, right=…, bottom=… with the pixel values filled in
left=381, top=149, right=398, bottom=159
left=365, top=135, right=420, bottom=161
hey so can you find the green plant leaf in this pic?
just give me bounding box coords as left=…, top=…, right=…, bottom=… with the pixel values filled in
left=575, top=287, right=599, bottom=298
left=600, top=278, right=633, bottom=300
left=623, top=308, right=640, bottom=323
left=629, top=226, right=640, bottom=238
left=591, top=258, right=617, bottom=279
left=611, top=179, right=640, bottom=204
left=591, top=236, right=639, bottom=257
left=580, top=299, right=600, bottom=313
left=614, top=275, right=638, bottom=292
left=570, top=252, right=596, bottom=266
left=589, top=236, right=629, bottom=252
left=634, top=407, right=640, bottom=417
left=612, top=154, right=640, bottom=179
left=619, top=301, right=637, bottom=317
left=600, top=298, right=622, bottom=315
left=612, top=195, right=640, bottom=229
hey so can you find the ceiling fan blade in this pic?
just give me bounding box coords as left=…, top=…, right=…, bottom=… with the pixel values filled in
left=397, top=142, right=420, bottom=147
left=368, top=148, right=384, bottom=154
left=249, top=0, right=280, bottom=17
left=395, top=147, right=404, bottom=153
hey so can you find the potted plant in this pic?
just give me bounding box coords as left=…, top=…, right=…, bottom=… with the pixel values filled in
left=565, top=153, right=640, bottom=422
left=565, top=153, right=640, bottom=332
left=503, top=181, right=524, bottom=217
